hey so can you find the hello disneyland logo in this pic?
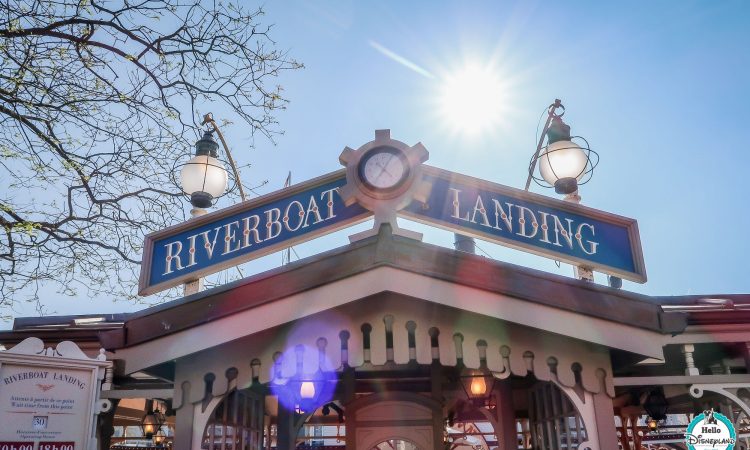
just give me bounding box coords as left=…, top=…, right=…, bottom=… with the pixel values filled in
left=685, top=409, right=736, bottom=450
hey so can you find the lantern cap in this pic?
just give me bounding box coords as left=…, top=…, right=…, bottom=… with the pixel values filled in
left=195, top=130, right=219, bottom=157
left=546, top=116, right=572, bottom=144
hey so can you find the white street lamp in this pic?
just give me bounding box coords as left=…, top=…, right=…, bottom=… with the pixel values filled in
left=177, top=117, right=247, bottom=296
left=525, top=100, right=599, bottom=282
left=525, top=100, right=598, bottom=199
left=180, top=131, right=228, bottom=216
left=537, top=122, right=589, bottom=195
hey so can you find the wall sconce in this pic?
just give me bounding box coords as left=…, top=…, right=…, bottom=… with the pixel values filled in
left=459, top=367, right=496, bottom=408
left=140, top=401, right=165, bottom=439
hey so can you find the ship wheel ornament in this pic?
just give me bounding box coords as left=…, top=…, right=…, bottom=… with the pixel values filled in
left=339, top=129, right=431, bottom=241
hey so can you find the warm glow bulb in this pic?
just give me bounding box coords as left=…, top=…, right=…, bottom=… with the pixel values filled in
left=300, top=381, right=316, bottom=399
left=470, top=377, right=486, bottom=396
left=538, top=140, right=588, bottom=185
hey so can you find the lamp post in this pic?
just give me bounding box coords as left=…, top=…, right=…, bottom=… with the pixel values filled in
left=525, top=99, right=597, bottom=203
left=526, top=99, right=598, bottom=281
left=179, top=130, right=229, bottom=295
left=178, top=113, right=248, bottom=296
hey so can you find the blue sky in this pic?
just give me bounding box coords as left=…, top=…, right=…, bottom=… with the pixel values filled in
left=3, top=0, right=749, bottom=327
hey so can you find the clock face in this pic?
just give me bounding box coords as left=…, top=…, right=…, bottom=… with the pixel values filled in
left=358, top=147, right=410, bottom=191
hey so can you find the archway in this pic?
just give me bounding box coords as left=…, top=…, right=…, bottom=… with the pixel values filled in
left=349, top=392, right=441, bottom=450
left=201, top=388, right=265, bottom=450
left=372, top=438, right=421, bottom=450
left=528, top=381, right=588, bottom=450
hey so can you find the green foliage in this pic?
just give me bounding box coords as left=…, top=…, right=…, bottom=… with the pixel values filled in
left=12, top=221, right=41, bottom=237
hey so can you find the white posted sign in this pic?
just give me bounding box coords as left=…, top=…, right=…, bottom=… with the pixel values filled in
left=0, top=338, right=111, bottom=450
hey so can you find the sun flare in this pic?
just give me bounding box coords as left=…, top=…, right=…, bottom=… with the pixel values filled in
left=438, top=65, right=508, bottom=136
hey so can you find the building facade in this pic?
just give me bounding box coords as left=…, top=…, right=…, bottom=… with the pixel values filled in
left=2, top=224, right=749, bottom=450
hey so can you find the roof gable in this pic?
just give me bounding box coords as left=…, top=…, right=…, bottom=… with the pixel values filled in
left=101, top=225, right=683, bottom=352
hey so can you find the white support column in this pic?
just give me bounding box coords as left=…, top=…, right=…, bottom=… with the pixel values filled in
left=682, top=344, right=700, bottom=376
left=102, top=365, right=114, bottom=391
left=173, top=401, right=195, bottom=450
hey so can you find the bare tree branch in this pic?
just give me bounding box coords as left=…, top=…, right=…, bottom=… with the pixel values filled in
left=0, top=0, right=302, bottom=319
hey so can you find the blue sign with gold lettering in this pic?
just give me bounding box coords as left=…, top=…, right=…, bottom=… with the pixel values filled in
left=401, top=166, right=646, bottom=282
left=139, top=171, right=370, bottom=295
left=140, top=165, right=645, bottom=295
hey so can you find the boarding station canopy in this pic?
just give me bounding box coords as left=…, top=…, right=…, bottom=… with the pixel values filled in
left=3, top=130, right=750, bottom=450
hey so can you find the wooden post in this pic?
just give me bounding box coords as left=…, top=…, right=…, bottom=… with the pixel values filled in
left=591, top=392, right=619, bottom=450
left=173, top=401, right=195, bottom=450
left=276, top=400, right=297, bottom=450
left=495, top=380, right=517, bottom=450
left=97, top=399, right=119, bottom=450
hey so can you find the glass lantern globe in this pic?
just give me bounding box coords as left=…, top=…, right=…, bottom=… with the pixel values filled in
left=469, top=376, right=486, bottom=396
left=459, top=367, right=496, bottom=407
left=178, top=130, right=229, bottom=209
left=538, top=140, right=588, bottom=195
left=299, top=381, right=316, bottom=400
left=154, top=428, right=167, bottom=446
left=180, top=154, right=228, bottom=207
left=296, top=378, right=323, bottom=413
left=141, top=415, right=157, bottom=438
left=140, top=407, right=165, bottom=438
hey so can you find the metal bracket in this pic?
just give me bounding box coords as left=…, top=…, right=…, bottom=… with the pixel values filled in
left=690, top=383, right=750, bottom=427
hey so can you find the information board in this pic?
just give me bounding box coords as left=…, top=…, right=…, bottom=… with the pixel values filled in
left=0, top=339, right=110, bottom=450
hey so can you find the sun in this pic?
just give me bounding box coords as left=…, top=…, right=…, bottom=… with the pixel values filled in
left=438, top=64, right=508, bottom=136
